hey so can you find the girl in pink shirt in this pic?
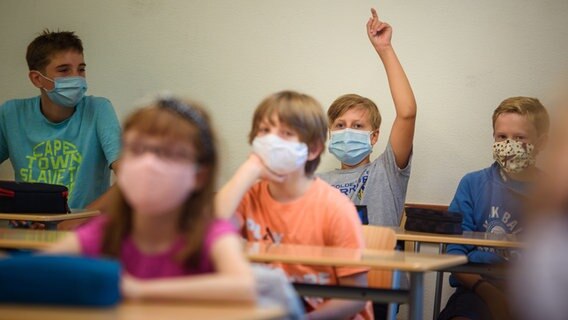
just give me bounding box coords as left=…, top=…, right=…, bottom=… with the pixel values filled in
left=47, top=97, right=255, bottom=303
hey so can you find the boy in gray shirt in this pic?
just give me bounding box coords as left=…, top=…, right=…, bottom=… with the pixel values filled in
left=319, top=8, right=416, bottom=227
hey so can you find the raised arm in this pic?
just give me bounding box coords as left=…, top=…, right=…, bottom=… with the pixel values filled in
left=367, top=8, right=416, bottom=169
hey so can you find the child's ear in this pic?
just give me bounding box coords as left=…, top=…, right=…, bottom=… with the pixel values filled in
left=28, top=71, right=43, bottom=89
left=307, top=141, right=324, bottom=161
left=534, top=133, right=549, bottom=155
left=371, top=129, right=380, bottom=146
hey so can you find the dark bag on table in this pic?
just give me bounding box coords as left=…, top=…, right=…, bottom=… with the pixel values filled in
left=0, top=181, right=70, bottom=213
left=404, top=207, right=463, bottom=234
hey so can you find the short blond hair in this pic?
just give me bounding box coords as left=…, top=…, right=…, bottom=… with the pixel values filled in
left=492, top=97, right=549, bottom=136
left=327, top=94, right=382, bottom=130
left=249, top=91, right=327, bottom=176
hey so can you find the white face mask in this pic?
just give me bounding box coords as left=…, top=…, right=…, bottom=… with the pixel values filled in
left=117, top=154, right=197, bottom=215
left=252, top=134, right=308, bottom=175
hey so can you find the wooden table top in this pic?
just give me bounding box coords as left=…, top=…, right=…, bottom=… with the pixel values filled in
left=0, top=300, right=285, bottom=320
left=0, top=209, right=100, bottom=222
left=391, top=227, right=523, bottom=248
left=0, top=228, right=70, bottom=250
left=245, top=242, right=467, bottom=272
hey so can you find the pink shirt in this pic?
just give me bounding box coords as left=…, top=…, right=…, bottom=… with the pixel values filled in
left=76, top=215, right=236, bottom=279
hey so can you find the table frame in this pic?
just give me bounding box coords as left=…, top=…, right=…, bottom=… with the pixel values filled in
left=391, top=227, right=520, bottom=320
left=246, top=242, right=466, bottom=320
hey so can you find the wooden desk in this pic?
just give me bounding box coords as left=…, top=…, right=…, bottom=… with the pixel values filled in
left=0, top=300, right=285, bottom=320
left=245, top=242, right=466, bottom=320
left=391, top=227, right=521, bottom=319
left=0, top=209, right=99, bottom=230
left=0, top=228, right=70, bottom=250
left=392, top=227, right=522, bottom=249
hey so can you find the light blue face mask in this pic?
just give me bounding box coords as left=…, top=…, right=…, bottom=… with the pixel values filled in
left=36, top=72, right=87, bottom=108
left=328, top=128, right=373, bottom=166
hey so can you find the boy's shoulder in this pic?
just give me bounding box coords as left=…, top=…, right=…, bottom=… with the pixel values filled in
left=460, top=163, right=498, bottom=185
left=80, top=95, right=113, bottom=110
left=310, top=178, right=357, bottom=210
left=1, top=96, right=40, bottom=112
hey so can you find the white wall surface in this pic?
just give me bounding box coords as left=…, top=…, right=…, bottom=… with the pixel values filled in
left=1, top=1, right=567, bottom=318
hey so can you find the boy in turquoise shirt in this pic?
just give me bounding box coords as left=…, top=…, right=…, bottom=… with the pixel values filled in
left=0, top=30, right=120, bottom=212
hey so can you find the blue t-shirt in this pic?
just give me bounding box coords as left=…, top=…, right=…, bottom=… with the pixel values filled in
left=0, top=95, right=121, bottom=208
left=447, top=162, right=529, bottom=286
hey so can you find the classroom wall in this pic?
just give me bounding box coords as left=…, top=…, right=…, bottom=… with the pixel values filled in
left=1, top=0, right=567, bottom=204
left=1, top=1, right=567, bottom=318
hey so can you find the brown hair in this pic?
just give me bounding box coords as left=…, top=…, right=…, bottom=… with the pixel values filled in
left=101, top=98, right=218, bottom=268
left=248, top=90, right=327, bottom=176
left=26, top=29, right=83, bottom=71
left=492, top=97, right=549, bottom=137
left=327, top=94, right=382, bottom=130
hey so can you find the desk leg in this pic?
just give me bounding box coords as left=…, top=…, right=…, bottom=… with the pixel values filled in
left=413, top=241, right=421, bottom=252
left=432, top=243, right=447, bottom=320
left=409, top=272, right=424, bottom=320
left=387, top=269, right=402, bottom=320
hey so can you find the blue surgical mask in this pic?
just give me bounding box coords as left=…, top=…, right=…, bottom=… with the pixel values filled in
left=328, top=128, right=373, bottom=165
left=35, top=72, right=87, bottom=108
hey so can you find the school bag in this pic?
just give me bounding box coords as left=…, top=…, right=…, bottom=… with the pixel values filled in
left=404, top=207, right=463, bottom=234
left=0, top=180, right=70, bottom=213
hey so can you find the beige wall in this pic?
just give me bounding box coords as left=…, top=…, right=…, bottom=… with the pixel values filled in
left=1, top=1, right=567, bottom=318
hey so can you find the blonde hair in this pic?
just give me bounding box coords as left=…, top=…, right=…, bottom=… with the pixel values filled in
left=102, top=98, right=218, bottom=268
left=248, top=90, right=327, bottom=176
left=327, top=94, right=382, bottom=130
left=492, top=97, right=549, bottom=136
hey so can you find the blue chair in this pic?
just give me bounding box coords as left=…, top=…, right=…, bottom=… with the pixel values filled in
left=0, top=255, right=121, bottom=307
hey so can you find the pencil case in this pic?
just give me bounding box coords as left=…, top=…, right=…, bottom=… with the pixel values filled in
left=404, top=207, right=463, bottom=234
left=0, top=255, right=121, bottom=307
left=0, top=180, right=70, bottom=213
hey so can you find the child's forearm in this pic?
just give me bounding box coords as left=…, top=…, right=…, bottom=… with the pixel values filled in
left=215, top=158, right=262, bottom=219
left=376, top=46, right=416, bottom=120
left=307, top=299, right=366, bottom=320
left=125, top=273, right=256, bottom=303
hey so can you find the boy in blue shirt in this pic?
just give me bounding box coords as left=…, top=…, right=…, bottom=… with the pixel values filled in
left=0, top=30, right=121, bottom=213
left=438, top=97, right=549, bottom=320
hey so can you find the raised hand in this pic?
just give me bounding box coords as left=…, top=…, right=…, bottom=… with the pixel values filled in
left=366, top=8, right=392, bottom=52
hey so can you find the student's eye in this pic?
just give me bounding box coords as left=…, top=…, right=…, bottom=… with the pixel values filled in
left=258, top=127, right=270, bottom=134
left=333, top=123, right=344, bottom=129
left=283, top=130, right=296, bottom=137
left=353, top=123, right=363, bottom=129
left=515, top=136, right=526, bottom=141
left=56, top=67, right=70, bottom=73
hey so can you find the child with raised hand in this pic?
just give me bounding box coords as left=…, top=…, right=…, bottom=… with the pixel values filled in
left=439, top=97, right=549, bottom=320
left=217, top=91, right=372, bottom=320
left=46, top=97, right=255, bottom=303
left=319, top=8, right=416, bottom=227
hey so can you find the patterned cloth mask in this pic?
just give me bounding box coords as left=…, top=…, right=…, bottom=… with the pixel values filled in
left=328, top=128, right=373, bottom=166
left=252, top=134, right=308, bottom=175
left=492, top=139, right=536, bottom=174
left=35, top=72, right=87, bottom=108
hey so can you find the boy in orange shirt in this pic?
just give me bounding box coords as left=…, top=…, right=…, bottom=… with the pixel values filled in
left=217, top=91, right=372, bottom=320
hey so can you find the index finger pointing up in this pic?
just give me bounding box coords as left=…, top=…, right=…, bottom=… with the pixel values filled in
left=370, top=8, right=379, bottom=19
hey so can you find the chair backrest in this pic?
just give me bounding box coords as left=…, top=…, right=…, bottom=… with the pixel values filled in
left=362, top=225, right=396, bottom=288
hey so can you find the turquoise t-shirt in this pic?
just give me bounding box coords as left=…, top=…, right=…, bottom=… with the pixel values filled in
left=0, top=96, right=121, bottom=208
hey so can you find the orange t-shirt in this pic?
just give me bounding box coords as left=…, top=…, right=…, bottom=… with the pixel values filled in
left=237, top=177, right=373, bottom=320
